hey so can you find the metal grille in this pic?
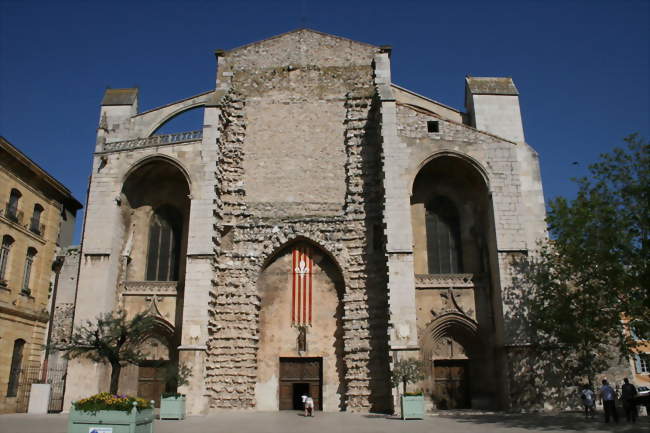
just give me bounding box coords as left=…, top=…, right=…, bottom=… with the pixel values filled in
left=14, top=366, right=40, bottom=413
left=47, top=361, right=67, bottom=412
left=12, top=362, right=67, bottom=413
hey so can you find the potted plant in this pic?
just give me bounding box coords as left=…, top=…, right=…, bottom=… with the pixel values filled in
left=159, top=363, right=193, bottom=420
left=68, top=392, right=154, bottom=433
left=392, top=358, right=425, bottom=420
left=49, top=310, right=155, bottom=432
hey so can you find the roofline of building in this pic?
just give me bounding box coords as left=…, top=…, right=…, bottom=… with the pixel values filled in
left=391, top=83, right=463, bottom=114
left=0, top=136, right=83, bottom=210
left=222, top=28, right=379, bottom=55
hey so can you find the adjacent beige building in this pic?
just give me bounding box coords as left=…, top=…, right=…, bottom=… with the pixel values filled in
left=0, top=137, right=81, bottom=413
left=63, top=30, right=550, bottom=414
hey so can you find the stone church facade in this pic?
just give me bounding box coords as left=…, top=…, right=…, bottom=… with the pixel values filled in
left=63, top=29, right=547, bottom=414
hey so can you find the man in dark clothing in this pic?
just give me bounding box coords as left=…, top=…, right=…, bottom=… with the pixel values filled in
left=620, top=378, right=637, bottom=423
left=599, top=379, right=619, bottom=423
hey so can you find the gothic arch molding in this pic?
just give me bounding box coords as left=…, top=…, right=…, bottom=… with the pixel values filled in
left=420, top=312, right=480, bottom=362
left=257, top=233, right=349, bottom=289
left=122, top=154, right=193, bottom=194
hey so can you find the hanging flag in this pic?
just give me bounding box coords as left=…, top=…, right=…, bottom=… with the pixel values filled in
left=292, top=246, right=313, bottom=326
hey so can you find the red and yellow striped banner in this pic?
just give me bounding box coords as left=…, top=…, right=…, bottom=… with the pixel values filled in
left=292, top=246, right=312, bottom=326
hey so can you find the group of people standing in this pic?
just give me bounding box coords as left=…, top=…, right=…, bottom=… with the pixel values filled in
left=580, top=378, right=640, bottom=423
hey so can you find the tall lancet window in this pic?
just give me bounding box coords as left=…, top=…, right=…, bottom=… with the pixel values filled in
left=146, top=206, right=181, bottom=281
left=425, top=196, right=463, bottom=274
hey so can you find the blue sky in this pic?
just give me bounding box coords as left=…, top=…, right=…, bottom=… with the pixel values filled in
left=1, top=0, right=648, bottom=242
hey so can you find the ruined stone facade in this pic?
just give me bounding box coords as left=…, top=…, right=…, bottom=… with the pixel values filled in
left=64, top=30, right=548, bottom=414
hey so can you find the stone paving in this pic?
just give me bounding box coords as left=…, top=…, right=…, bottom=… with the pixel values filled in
left=0, top=411, right=648, bottom=433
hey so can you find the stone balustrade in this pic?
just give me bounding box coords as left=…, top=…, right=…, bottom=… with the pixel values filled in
left=121, top=280, right=180, bottom=296
left=102, top=130, right=202, bottom=152
left=415, top=273, right=485, bottom=289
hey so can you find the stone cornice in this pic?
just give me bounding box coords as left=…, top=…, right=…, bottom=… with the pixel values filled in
left=0, top=302, right=49, bottom=323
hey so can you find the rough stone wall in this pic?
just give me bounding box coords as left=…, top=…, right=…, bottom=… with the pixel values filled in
left=50, top=303, right=74, bottom=346
left=206, top=33, right=391, bottom=412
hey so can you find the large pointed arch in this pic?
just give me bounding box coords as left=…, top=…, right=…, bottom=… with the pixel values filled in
left=255, top=237, right=347, bottom=411
left=410, top=150, right=491, bottom=195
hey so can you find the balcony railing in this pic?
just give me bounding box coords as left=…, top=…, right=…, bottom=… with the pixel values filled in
left=29, top=220, right=45, bottom=237
left=103, top=130, right=202, bottom=152
left=3, top=203, right=23, bottom=224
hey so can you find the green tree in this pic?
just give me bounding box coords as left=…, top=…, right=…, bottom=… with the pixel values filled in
left=511, top=134, right=649, bottom=386
left=51, top=310, right=154, bottom=394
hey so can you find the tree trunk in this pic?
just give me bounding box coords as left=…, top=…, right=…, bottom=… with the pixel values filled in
left=109, top=362, right=121, bottom=395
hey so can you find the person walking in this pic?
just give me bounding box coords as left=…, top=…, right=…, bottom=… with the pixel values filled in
left=580, top=385, right=596, bottom=419
left=303, top=393, right=314, bottom=417
left=599, top=379, right=619, bottom=423
left=620, top=378, right=637, bottom=423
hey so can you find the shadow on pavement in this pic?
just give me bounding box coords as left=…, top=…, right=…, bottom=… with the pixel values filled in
left=443, top=412, right=649, bottom=432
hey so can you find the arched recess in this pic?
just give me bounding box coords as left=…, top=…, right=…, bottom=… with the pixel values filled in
left=411, top=153, right=492, bottom=276
left=148, top=105, right=204, bottom=137
left=121, top=158, right=191, bottom=283
left=412, top=152, right=499, bottom=409
left=255, top=239, right=347, bottom=412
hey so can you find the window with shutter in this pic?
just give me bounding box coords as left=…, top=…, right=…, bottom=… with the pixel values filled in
left=425, top=196, right=463, bottom=274
left=21, top=247, right=37, bottom=294
left=6, top=339, right=25, bottom=397
left=637, top=354, right=650, bottom=374
left=0, top=235, right=14, bottom=282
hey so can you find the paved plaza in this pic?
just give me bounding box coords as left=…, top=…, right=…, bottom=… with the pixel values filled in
left=0, top=411, right=648, bottom=433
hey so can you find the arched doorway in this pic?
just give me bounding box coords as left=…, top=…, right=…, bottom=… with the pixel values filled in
left=255, top=240, right=346, bottom=411
left=421, top=314, right=482, bottom=409
left=137, top=318, right=177, bottom=408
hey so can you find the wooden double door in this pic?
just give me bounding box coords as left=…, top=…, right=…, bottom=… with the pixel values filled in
left=433, top=360, right=470, bottom=409
left=138, top=361, right=170, bottom=408
left=279, top=357, right=322, bottom=410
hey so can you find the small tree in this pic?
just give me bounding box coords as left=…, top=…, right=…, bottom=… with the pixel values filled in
left=391, top=359, right=424, bottom=395
left=51, top=310, right=154, bottom=394
left=162, top=363, right=193, bottom=397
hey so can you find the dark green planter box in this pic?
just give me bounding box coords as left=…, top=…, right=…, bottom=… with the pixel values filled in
left=160, top=395, right=186, bottom=420
left=401, top=395, right=425, bottom=420
left=68, top=405, right=154, bottom=433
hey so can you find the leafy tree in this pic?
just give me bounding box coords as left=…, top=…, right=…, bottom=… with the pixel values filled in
left=51, top=310, right=154, bottom=394
left=391, top=359, right=424, bottom=395
left=511, top=134, right=649, bottom=387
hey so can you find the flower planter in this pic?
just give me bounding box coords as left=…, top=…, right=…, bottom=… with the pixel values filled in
left=68, top=403, right=154, bottom=433
left=159, top=395, right=186, bottom=420
left=401, top=395, right=425, bottom=420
